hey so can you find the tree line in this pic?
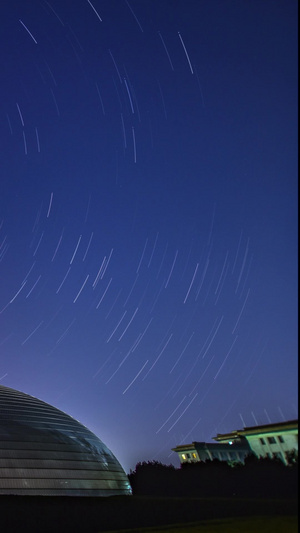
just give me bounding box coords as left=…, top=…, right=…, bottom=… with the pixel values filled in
left=128, top=451, right=298, bottom=498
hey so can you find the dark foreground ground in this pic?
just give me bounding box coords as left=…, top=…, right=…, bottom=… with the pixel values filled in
left=0, top=495, right=297, bottom=533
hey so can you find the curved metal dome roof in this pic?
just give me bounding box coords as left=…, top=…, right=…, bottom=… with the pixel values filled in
left=0, top=385, right=131, bottom=496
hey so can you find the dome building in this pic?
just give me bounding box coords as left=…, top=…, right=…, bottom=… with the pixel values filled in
left=0, top=385, right=131, bottom=496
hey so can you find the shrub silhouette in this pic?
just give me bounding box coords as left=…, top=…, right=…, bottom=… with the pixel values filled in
left=128, top=455, right=298, bottom=498
left=129, top=461, right=177, bottom=496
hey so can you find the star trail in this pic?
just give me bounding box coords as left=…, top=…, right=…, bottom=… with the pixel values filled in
left=0, top=0, right=297, bottom=473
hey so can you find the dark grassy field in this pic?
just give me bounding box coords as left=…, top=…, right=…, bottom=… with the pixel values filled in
left=0, top=495, right=297, bottom=533
left=104, top=515, right=298, bottom=533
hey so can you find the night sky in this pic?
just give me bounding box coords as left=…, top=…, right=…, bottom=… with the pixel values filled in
left=0, top=0, right=297, bottom=473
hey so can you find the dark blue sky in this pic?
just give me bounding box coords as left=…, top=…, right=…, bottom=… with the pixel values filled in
left=0, top=0, right=297, bottom=472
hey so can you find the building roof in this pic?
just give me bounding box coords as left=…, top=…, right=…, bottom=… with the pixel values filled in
left=172, top=440, right=249, bottom=453
left=213, top=419, right=298, bottom=442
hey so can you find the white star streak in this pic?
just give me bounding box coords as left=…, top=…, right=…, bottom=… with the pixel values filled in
left=96, top=278, right=112, bottom=308
left=200, top=315, right=224, bottom=358
left=214, top=335, right=238, bottom=380
left=189, top=355, right=215, bottom=396
left=123, top=360, right=148, bottom=395
left=232, top=229, right=243, bottom=274
left=179, top=414, right=202, bottom=444
left=118, top=307, right=139, bottom=341
left=214, top=261, right=229, bottom=305
left=35, top=127, right=40, bottom=152
left=120, top=114, right=127, bottom=149
left=50, top=88, right=60, bottom=117
left=235, top=238, right=249, bottom=293
left=183, top=263, right=199, bottom=303
left=124, top=78, right=134, bottom=114
left=142, top=333, right=173, bottom=380
left=93, top=349, right=116, bottom=379
left=156, top=242, right=168, bottom=279
left=56, top=319, right=76, bottom=345
left=82, top=232, right=94, bottom=261
left=106, top=311, right=127, bottom=342
left=33, top=232, right=44, bottom=257
left=169, top=331, right=194, bottom=373
left=32, top=204, right=42, bottom=233
left=21, top=321, right=44, bottom=345
left=178, top=32, right=193, bottom=74
left=47, top=192, right=53, bottom=218
left=44, top=1, right=64, bottom=26
left=95, top=83, right=105, bottom=115
left=158, top=32, right=174, bottom=71
left=105, top=350, right=131, bottom=384
left=87, top=0, right=102, bottom=22
left=19, top=20, right=38, bottom=44
left=157, top=80, right=168, bottom=120
left=109, top=50, right=123, bottom=84
left=214, top=251, right=229, bottom=295
left=56, top=267, right=71, bottom=293
left=6, top=114, right=13, bottom=135
left=26, top=275, right=42, bottom=298
left=239, top=254, right=253, bottom=300
left=131, top=317, right=153, bottom=352
left=10, top=281, right=27, bottom=303
left=156, top=396, right=186, bottom=434
left=100, top=248, right=113, bottom=279
left=132, top=126, right=137, bottom=163
left=125, top=0, right=144, bottom=33
left=73, top=274, right=89, bottom=303
left=167, top=393, right=198, bottom=432
left=165, top=250, right=178, bottom=288
left=149, top=277, right=166, bottom=314
left=195, top=257, right=209, bottom=299
left=123, top=274, right=139, bottom=307
left=93, top=257, right=106, bottom=288
left=23, top=131, right=27, bottom=155
left=136, top=239, right=148, bottom=273
left=129, top=333, right=142, bottom=353
left=264, top=408, right=272, bottom=424
left=16, top=103, right=24, bottom=126
left=70, top=235, right=82, bottom=264
left=0, top=243, right=9, bottom=262
left=22, top=261, right=36, bottom=283
left=147, top=232, right=159, bottom=268
left=232, top=288, right=250, bottom=334
left=51, top=230, right=64, bottom=262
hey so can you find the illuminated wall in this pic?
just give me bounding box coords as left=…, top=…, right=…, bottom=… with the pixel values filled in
left=244, top=429, right=298, bottom=464
left=213, top=420, right=298, bottom=465
left=0, top=385, right=132, bottom=496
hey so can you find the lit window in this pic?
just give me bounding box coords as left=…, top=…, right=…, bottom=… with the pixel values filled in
left=267, top=437, right=276, bottom=444
left=192, top=452, right=197, bottom=459
left=182, top=454, right=186, bottom=460
left=260, top=438, right=266, bottom=445
left=278, top=435, right=284, bottom=443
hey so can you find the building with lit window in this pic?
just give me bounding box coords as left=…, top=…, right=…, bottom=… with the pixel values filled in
left=0, top=385, right=132, bottom=496
left=172, top=440, right=250, bottom=465
left=213, top=419, right=298, bottom=465
left=173, top=420, right=298, bottom=466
